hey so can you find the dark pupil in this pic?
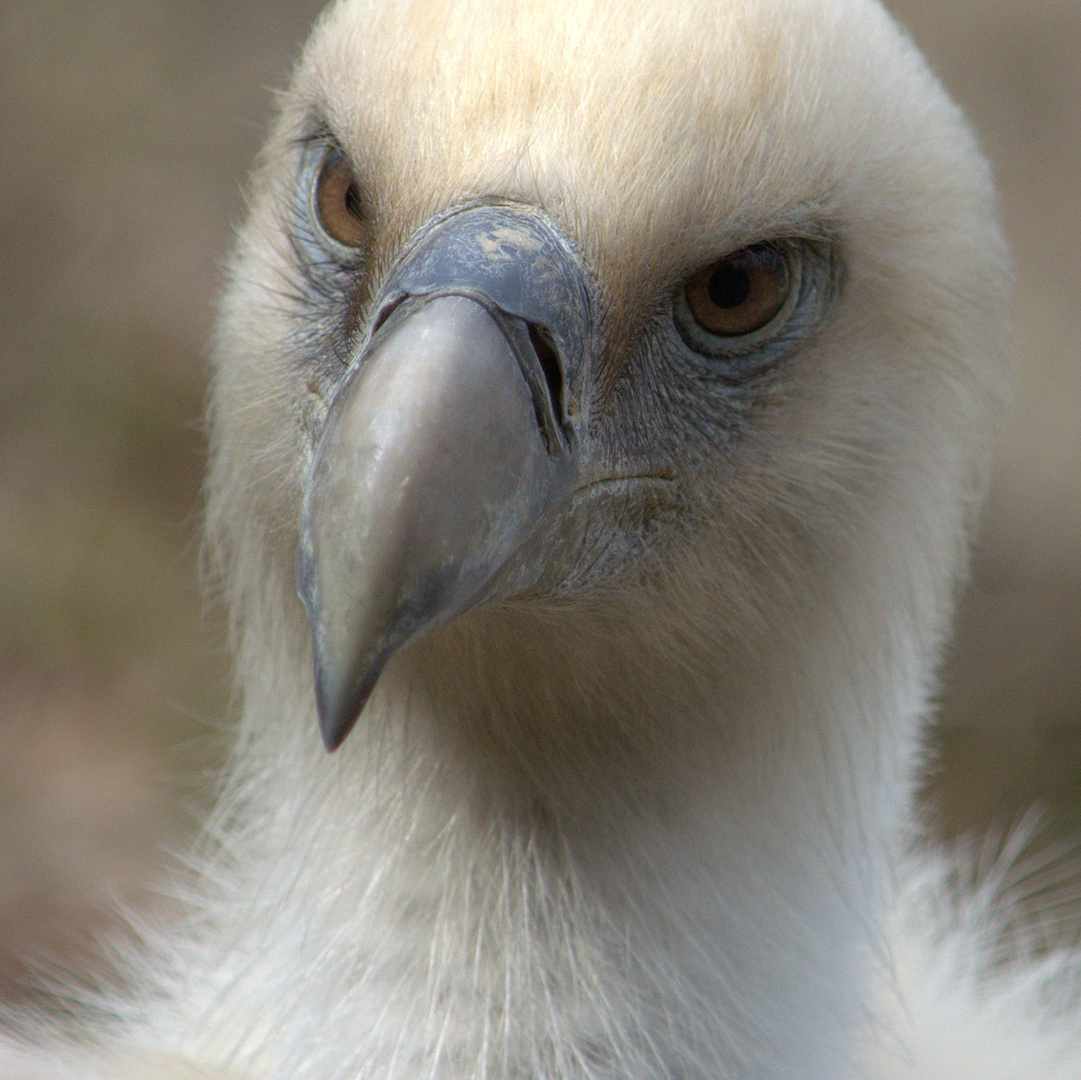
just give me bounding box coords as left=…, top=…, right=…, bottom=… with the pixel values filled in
left=344, top=181, right=362, bottom=221
left=707, top=265, right=752, bottom=309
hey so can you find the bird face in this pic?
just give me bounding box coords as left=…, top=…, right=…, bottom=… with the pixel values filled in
left=208, top=0, right=1007, bottom=758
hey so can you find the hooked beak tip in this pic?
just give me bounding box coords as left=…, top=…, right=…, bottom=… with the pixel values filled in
left=314, top=656, right=385, bottom=753
left=298, top=544, right=380, bottom=753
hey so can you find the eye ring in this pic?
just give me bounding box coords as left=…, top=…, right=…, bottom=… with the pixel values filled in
left=306, top=144, right=368, bottom=257
left=674, top=242, right=804, bottom=358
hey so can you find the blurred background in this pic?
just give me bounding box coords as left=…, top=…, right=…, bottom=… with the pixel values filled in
left=0, top=0, right=1079, bottom=1000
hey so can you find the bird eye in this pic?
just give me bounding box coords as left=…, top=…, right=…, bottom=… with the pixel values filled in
left=310, top=146, right=367, bottom=252
left=672, top=239, right=839, bottom=370
left=682, top=244, right=797, bottom=342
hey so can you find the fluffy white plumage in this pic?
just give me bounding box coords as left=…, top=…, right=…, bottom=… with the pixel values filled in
left=2, top=0, right=1079, bottom=1077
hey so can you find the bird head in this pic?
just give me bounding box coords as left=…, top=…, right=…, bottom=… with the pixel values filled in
left=208, top=0, right=1007, bottom=778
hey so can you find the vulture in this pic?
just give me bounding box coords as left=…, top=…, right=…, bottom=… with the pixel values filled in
left=4, top=0, right=1081, bottom=1077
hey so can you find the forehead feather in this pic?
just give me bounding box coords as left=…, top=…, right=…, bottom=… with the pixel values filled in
left=283, top=0, right=992, bottom=318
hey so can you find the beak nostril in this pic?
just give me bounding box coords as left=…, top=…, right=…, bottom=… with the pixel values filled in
left=370, top=295, right=406, bottom=338
left=527, top=322, right=565, bottom=425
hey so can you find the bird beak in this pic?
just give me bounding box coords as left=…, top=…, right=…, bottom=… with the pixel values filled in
left=296, top=204, right=594, bottom=750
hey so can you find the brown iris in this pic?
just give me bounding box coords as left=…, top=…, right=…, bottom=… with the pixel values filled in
left=313, top=147, right=366, bottom=250
left=684, top=245, right=792, bottom=338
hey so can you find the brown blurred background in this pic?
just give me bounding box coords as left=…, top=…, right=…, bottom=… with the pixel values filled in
left=0, top=0, right=1079, bottom=999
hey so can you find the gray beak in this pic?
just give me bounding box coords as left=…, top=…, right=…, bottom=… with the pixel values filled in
left=296, top=204, right=594, bottom=750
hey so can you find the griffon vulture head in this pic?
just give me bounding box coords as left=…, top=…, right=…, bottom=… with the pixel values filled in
left=196, top=0, right=1008, bottom=1075
left=6, top=1, right=1035, bottom=1078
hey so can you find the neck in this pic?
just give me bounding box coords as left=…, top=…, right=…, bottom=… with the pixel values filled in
left=164, top=582, right=924, bottom=1080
